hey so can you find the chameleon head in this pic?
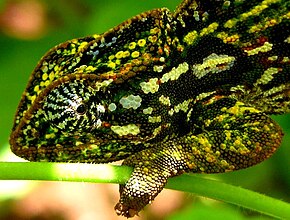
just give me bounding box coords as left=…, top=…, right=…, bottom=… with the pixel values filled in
left=9, top=73, right=122, bottom=162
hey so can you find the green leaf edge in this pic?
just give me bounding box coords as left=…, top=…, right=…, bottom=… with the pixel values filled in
left=0, top=162, right=289, bottom=219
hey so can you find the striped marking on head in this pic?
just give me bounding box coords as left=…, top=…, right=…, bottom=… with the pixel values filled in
left=224, top=0, right=281, bottom=29
left=168, top=99, right=193, bottom=116
left=184, top=23, right=219, bottom=45
left=160, top=62, right=189, bottom=83
left=192, top=53, right=236, bottom=79
left=254, top=67, right=280, bottom=86
left=244, top=42, right=273, bottom=56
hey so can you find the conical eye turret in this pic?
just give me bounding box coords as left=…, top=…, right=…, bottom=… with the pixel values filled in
left=43, top=80, right=105, bottom=134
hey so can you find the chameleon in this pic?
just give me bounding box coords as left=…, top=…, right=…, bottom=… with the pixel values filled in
left=9, top=0, right=290, bottom=217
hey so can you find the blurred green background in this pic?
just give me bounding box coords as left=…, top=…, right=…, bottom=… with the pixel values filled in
left=0, top=0, right=289, bottom=219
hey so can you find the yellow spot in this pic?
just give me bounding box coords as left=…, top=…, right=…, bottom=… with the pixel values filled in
left=123, top=51, right=130, bottom=57
left=44, top=80, right=50, bottom=87
left=109, top=55, right=115, bottom=60
left=225, top=131, right=231, bottom=140
left=45, top=133, right=56, bottom=139
left=216, top=114, right=227, bottom=123
left=78, top=42, right=88, bottom=52
left=95, top=79, right=113, bottom=91
left=206, top=154, right=215, bottom=163
left=282, top=57, right=289, bottom=62
left=104, top=152, right=113, bottom=159
left=152, top=125, right=162, bottom=137
left=239, top=147, right=250, bottom=155
left=54, top=65, right=60, bottom=72
left=159, top=95, right=171, bottom=106
left=115, top=59, right=121, bottom=65
left=49, top=72, right=55, bottom=81
left=263, top=125, right=270, bottom=131
left=137, top=39, right=146, bottom=47
left=148, top=35, right=158, bottom=43
left=233, top=137, right=243, bottom=147
left=108, top=62, right=116, bottom=69
left=111, top=124, right=140, bottom=136
left=128, top=42, right=136, bottom=50
left=230, top=146, right=237, bottom=152
left=204, top=119, right=211, bottom=127
left=220, top=143, right=226, bottom=150
left=42, top=73, right=48, bottom=81
left=228, top=105, right=240, bottom=115
left=143, top=107, right=153, bottom=115
left=150, top=27, right=159, bottom=34
left=168, top=109, right=174, bottom=116
left=30, top=95, right=36, bottom=103
left=184, top=30, right=198, bottom=45
left=131, top=51, right=140, bottom=58
left=268, top=56, right=278, bottom=61
left=220, top=160, right=229, bottom=167
left=148, top=116, right=162, bottom=123
left=115, top=51, right=124, bottom=59
left=34, top=85, right=40, bottom=93
left=85, top=66, right=97, bottom=72
left=285, top=11, right=290, bottom=19
left=41, top=65, right=48, bottom=73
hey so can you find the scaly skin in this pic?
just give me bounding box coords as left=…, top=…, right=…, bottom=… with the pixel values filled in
left=9, top=0, right=290, bottom=217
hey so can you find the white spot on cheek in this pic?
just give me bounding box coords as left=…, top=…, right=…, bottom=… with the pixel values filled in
left=108, top=103, right=117, bottom=112
left=111, top=124, right=140, bottom=136
left=140, top=78, right=159, bottom=94
left=119, top=94, right=142, bottom=110
left=95, top=119, right=102, bottom=128
left=97, top=104, right=105, bottom=113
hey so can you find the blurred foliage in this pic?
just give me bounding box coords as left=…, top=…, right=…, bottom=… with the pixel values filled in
left=0, top=0, right=289, bottom=219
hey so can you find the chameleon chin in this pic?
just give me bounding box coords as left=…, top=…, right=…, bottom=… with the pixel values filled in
left=9, top=0, right=290, bottom=217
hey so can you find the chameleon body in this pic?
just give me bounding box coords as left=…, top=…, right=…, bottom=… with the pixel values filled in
left=9, top=0, right=290, bottom=217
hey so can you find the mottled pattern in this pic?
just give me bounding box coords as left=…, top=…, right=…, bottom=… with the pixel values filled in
left=10, top=0, right=290, bottom=217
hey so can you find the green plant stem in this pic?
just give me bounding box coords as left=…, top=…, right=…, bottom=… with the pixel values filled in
left=166, top=174, right=290, bottom=219
left=0, top=162, right=289, bottom=219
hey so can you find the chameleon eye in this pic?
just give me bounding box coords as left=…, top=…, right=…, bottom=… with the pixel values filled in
left=76, top=103, right=87, bottom=115
left=42, top=79, right=103, bottom=133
